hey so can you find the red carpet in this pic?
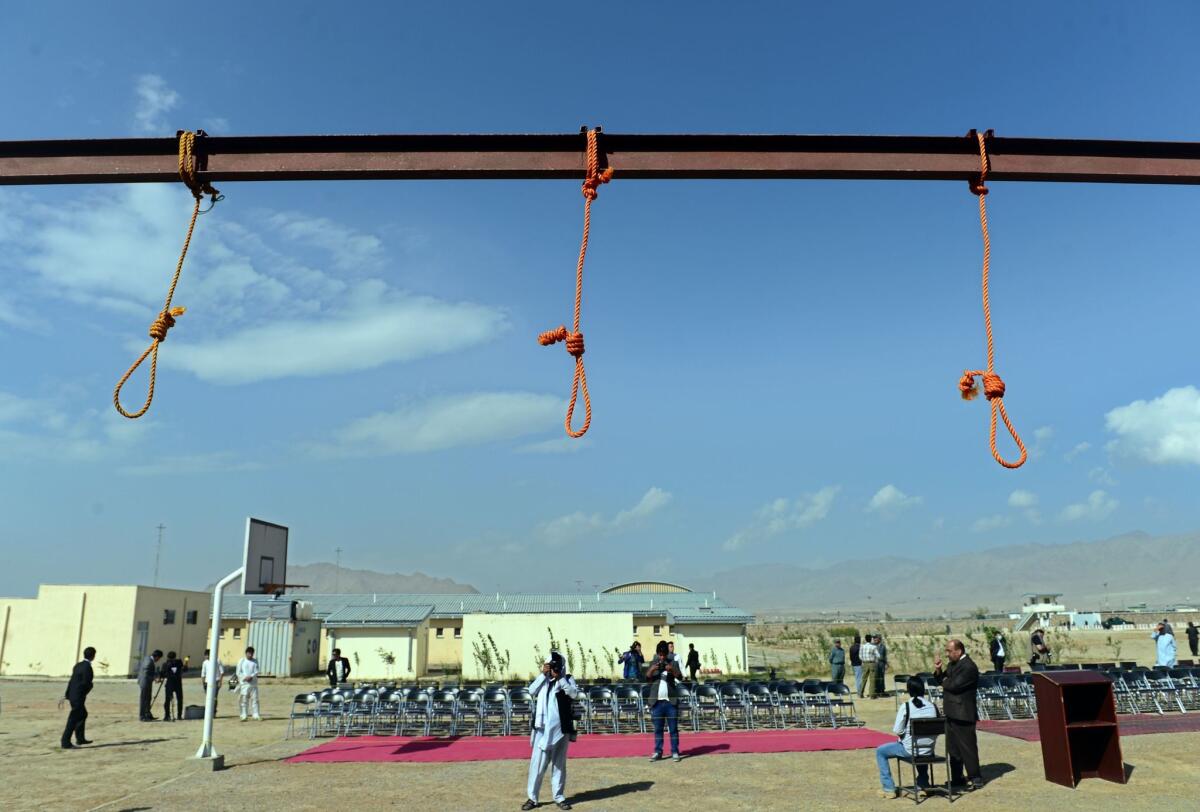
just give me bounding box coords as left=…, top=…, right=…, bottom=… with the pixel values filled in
left=979, top=714, right=1200, bottom=742
left=288, top=728, right=894, bottom=764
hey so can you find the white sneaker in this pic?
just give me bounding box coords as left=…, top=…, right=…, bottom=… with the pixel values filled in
left=240, top=716, right=247, bottom=722
left=253, top=715, right=262, bottom=721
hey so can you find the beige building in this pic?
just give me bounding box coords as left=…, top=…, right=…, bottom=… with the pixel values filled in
left=0, top=584, right=211, bottom=678
left=221, top=583, right=752, bottom=680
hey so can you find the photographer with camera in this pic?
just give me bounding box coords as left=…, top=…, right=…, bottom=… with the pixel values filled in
left=523, top=651, right=580, bottom=811
left=647, top=640, right=685, bottom=762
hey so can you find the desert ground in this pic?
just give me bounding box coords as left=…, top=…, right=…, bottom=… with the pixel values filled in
left=1, top=655, right=1194, bottom=812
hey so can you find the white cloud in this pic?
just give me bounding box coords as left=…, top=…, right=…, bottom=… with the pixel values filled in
left=1105, top=386, right=1200, bottom=465
left=1065, top=442, right=1091, bottom=462
left=614, top=487, right=673, bottom=526
left=866, top=484, right=922, bottom=515
left=970, top=514, right=1012, bottom=533
left=314, top=392, right=565, bottom=457
left=133, top=74, right=179, bottom=134
left=1031, top=425, right=1054, bottom=458
left=723, top=486, right=839, bottom=551
left=518, top=437, right=592, bottom=454
left=202, top=117, right=231, bottom=134
left=1060, top=490, right=1118, bottom=522
left=0, top=184, right=508, bottom=385
left=0, top=389, right=151, bottom=463
left=118, top=451, right=264, bottom=476
left=539, top=487, right=673, bottom=546
left=164, top=286, right=506, bottom=384
left=1088, top=467, right=1117, bottom=487
left=1008, top=490, right=1038, bottom=509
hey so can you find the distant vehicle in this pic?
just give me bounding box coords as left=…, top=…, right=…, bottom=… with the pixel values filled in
left=1102, top=616, right=1134, bottom=629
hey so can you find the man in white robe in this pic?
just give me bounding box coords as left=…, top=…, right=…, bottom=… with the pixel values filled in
left=523, top=651, right=580, bottom=811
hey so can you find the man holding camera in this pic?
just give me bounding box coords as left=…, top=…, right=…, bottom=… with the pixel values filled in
left=524, top=651, right=580, bottom=811
left=648, top=640, right=685, bottom=762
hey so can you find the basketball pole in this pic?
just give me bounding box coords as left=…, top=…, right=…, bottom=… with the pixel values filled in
left=195, top=566, right=243, bottom=761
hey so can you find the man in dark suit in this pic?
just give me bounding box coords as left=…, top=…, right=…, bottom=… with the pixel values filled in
left=160, top=651, right=185, bottom=721
left=327, top=648, right=351, bottom=688
left=62, top=646, right=96, bottom=749
left=989, top=631, right=1006, bottom=672
left=933, top=639, right=983, bottom=790
left=138, top=650, right=163, bottom=721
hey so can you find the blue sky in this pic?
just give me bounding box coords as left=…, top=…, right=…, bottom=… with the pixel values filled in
left=2, top=3, right=1200, bottom=596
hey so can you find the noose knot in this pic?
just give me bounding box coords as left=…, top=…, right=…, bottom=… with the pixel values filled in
left=539, top=325, right=585, bottom=358
left=959, top=370, right=1006, bottom=401
left=148, top=306, right=187, bottom=342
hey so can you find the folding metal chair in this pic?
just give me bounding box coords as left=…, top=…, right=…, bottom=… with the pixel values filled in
left=285, top=693, right=319, bottom=739
left=892, top=717, right=955, bottom=804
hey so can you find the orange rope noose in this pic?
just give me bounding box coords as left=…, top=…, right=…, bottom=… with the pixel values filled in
left=113, top=130, right=221, bottom=419
left=959, top=129, right=1027, bottom=469
left=539, top=127, right=612, bottom=438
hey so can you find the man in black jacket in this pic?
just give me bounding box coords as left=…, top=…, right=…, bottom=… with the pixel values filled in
left=327, top=648, right=351, bottom=688
left=160, top=651, right=185, bottom=721
left=988, top=632, right=1006, bottom=673
left=933, top=639, right=983, bottom=790
left=62, top=646, right=96, bottom=749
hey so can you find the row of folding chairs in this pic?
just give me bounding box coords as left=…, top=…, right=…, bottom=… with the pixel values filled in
left=1108, top=667, right=1200, bottom=715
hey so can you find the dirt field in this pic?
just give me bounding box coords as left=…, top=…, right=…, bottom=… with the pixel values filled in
left=0, top=678, right=1192, bottom=812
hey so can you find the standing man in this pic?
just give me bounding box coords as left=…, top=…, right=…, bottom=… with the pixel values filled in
left=859, top=635, right=878, bottom=699
left=1029, top=628, right=1048, bottom=667
left=874, top=635, right=889, bottom=697
left=160, top=651, right=185, bottom=721
left=1152, top=622, right=1177, bottom=668
left=933, top=640, right=983, bottom=791
left=523, top=651, right=579, bottom=811
left=327, top=647, right=351, bottom=688
left=647, top=641, right=684, bottom=763
left=667, top=641, right=683, bottom=672
left=685, top=643, right=701, bottom=682
left=989, top=631, right=1007, bottom=673
left=1186, top=622, right=1199, bottom=658
left=1161, top=618, right=1174, bottom=636
left=61, top=646, right=96, bottom=749
left=829, top=639, right=846, bottom=684
left=849, top=635, right=863, bottom=696
left=236, top=646, right=262, bottom=721
left=138, top=650, right=163, bottom=721
left=201, top=649, right=223, bottom=715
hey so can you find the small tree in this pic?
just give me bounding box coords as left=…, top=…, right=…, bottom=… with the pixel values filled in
left=376, top=648, right=397, bottom=678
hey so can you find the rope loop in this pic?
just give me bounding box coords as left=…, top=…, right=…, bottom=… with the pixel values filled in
left=958, top=129, right=1027, bottom=469
left=114, top=131, right=218, bottom=419
left=539, top=127, right=611, bottom=438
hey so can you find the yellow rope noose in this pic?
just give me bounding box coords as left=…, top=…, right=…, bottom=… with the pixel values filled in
left=113, top=130, right=221, bottom=419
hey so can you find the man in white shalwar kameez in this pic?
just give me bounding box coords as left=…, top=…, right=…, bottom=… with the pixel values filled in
left=523, top=651, right=580, bottom=811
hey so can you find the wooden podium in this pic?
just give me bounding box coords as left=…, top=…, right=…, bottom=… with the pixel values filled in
left=1033, top=671, right=1126, bottom=788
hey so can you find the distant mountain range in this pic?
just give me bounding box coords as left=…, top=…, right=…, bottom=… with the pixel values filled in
left=283, top=562, right=479, bottom=595
left=690, top=531, right=1200, bottom=616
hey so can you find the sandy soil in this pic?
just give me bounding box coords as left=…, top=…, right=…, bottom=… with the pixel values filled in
left=0, top=678, right=1190, bottom=812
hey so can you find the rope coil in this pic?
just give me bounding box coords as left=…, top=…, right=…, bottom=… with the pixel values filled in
left=959, top=129, right=1027, bottom=469
left=113, top=130, right=221, bottom=419
left=539, top=127, right=611, bottom=438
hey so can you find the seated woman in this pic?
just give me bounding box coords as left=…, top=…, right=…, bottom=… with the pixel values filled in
left=875, top=676, right=939, bottom=799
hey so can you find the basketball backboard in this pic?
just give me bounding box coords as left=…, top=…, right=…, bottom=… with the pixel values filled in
left=241, top=518, right=289, bottom=595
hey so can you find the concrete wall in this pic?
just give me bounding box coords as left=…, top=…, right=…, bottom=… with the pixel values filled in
left=461, top=612, right=633, bottom=681
left=0, top=585, right=209, bottom=677
left=216, top=618, right=249, bottom=666
left=325, top=621, right=428, bottom=680
left=427, top=617, right=464, bottom=670
left=671, top=623, right=748, bottom=675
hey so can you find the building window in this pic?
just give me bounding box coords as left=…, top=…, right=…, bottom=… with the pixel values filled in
left=653, top=625, right=661, bottom=636
left=163, top=609, right=176, bottom=625
left=233, top=627, right=241, bottom=639
left=436, top=627, right=444, bottom=638
left=453, top=627, right=461, bottom=639
left=185, top=610, right=198, bottom=625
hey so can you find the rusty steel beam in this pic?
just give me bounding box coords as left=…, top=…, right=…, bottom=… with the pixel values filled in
left=3, top=132, right=1200, bottom=186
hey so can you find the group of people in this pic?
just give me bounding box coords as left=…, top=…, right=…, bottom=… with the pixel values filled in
left=874, top=639, right=984, bottom=799
left=526, top=640, right=686, bottom=810
left=843, top=634, right=888, bottom=698
left=60, top=644, right=264, bottom=748
left=617, top=640, right=702, bottom=681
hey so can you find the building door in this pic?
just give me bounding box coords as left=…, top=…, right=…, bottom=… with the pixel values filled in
left=134, top=621, right=149, bottom=674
